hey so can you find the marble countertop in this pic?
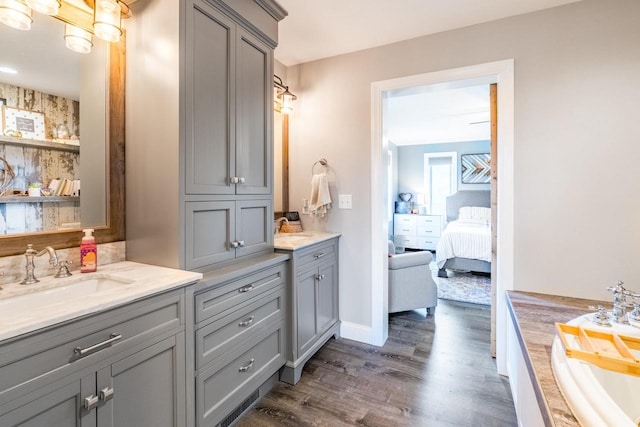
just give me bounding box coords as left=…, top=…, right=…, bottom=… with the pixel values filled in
left=273, top=231, right=341, bottom=251
left=0, top=261, right=202, bottom=341
left=506, top=291, right=609, bottom=427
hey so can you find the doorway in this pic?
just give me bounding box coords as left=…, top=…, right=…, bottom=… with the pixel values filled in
left=370, top=60, right=514, bottom=375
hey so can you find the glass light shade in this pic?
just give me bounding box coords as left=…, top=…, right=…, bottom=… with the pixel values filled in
left=24, top=0, right=59, bottom=15
left=93, top=0, right=122, bottom=43
left=65, top=23, right=92, bottom=54
left=0, top=0, right=33, bottom=31
left=281, top=92, right=296, bottom=114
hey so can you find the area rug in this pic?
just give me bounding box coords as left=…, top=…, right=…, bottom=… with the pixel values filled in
left=430, top=261, right=491, bottom=305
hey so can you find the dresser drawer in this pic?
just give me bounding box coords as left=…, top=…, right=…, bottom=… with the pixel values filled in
left=417, top=224, right=441, bottom=237
left=415, top=215, right=442, bottom=228
left=416, top=236, right=439, bottom=250
left=394, top=221, right=416, bottom=236
left=396, top=235, right=417, bottom=247
left=195, top=264, right=286, bottom=325
left=0, top=289, right=184, bottom=403
left=195, top=286, right=284, bottom=370
left=295, top=239, right=337, bottom=269
left=197, top=324, right=285, bottom=427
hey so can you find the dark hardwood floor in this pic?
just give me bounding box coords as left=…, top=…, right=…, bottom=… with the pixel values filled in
left=237, top=299, right=517, bottom=427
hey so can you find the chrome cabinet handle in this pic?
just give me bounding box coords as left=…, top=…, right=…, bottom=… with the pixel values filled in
left=238, top=177, right=246, bottom=184
left=314, top=252, right=327, bottom=259
left=238, top=358, right=255, bottom=372
left=316, top=274, right=325, bottom=281
left=84, top=395, right=99, bottom=410
left=230, top=176, right=239, bottom=184
left=74, top=333, right=122, bottom=357
left=237, top=240, right=245, bottom=247
left=238, top=316, right=254, bottom=327
left=238, top=285, right=254, bottom=293
left=99, top=387, right=114, bottom=402
left=231, top=241, right=239, bottom=248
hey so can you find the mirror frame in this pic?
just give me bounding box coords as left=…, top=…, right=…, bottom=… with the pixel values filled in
left=274, top=105, right=289, bottom=218
left=0, top=37, right=125, bottom=257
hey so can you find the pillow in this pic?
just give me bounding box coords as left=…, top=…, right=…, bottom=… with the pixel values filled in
left=458, top=206, right=491, bottom=224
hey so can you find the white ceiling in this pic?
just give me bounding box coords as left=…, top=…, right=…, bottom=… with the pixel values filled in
left=386, top=84, right=491, bottom=146
left=275, top=0, right=582, bottom=66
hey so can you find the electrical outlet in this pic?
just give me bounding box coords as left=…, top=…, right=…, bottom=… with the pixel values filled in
left=338, top=194, right=352, bottom=209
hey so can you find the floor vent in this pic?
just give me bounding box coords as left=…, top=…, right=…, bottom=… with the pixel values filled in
left=219, top=390, right=259, bottom=427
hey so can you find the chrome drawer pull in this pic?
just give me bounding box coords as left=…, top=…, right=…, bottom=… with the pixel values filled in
left=314, top=252, right=327, bottom=259
left=238, top=316, right=254, bottom=327
left=238, top=240, right=245, bottom=247
left=74, top=333, right=122, bottom=356
left=231, top=241, right=239, bottom=248
left=238, top=177, right=246, bottom=184
left=84, top=395, right=99, bottom=410
left=238, top=285, right=254, bottom=293
left=238, top=358, right=255, bottom=372
left=99, top=387, right=114, bottom=402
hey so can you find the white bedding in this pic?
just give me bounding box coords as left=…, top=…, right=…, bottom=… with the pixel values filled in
left=436, top=219, right=491, bottom=269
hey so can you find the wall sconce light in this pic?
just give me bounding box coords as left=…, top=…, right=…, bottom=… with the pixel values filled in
left=274, top=74, right=297, bottom=114
left=0, top=0, right=130, bottom=54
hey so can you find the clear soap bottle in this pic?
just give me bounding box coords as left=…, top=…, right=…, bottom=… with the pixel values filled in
left=12, top=166, right=27, bottom=195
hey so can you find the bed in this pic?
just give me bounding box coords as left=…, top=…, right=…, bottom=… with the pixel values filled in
left=436, top=190, right=492, bottom=278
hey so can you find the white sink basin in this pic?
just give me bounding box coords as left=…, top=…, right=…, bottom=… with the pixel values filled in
left=0, top=275, right=135, bottom=319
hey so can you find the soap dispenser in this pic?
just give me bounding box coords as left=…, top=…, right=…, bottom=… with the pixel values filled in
left=80, top=229, right=97, bottom=273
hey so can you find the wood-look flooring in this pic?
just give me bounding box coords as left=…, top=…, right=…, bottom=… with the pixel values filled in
left=237, top=299, right=518, bottom=426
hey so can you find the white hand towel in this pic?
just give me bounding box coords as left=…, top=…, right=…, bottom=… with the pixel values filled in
left=309, top=173, right=331, bottom=216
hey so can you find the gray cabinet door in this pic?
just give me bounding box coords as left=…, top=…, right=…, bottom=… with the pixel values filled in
left=0, top=375, right=96, bottom=427
left=235, top=199, right=272, bottom=258
left=317, top=261, right=338, bottom=336
left=296, top=267, right=319, bottom=357
left=186, top=201, right=236, bottom=269
left=97, top=334, right=186, bottom=427
left=185, top=1, right=236, bottom=195
left=235, top=28, right=272, bottom=195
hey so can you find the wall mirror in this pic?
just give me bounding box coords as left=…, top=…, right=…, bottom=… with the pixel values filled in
left=274, top=104, right=289, bottom=217
left=0, top=7, right=125, bottom=256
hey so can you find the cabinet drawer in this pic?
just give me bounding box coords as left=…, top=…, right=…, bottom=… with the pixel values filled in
left=417, top=224, right=441, bottom=237
left=197, top=324, right=284, bottom=427
left=295, top=240, right=337, bottom=269
left=0, top=290, right=184, bottom=404
left=195, top=286, right=284, bottom=370
left=396, top=235, right=417, bottom=247
left=394, top=222, right=416, bottom=235
left=195, top=264, right=285, bottom=325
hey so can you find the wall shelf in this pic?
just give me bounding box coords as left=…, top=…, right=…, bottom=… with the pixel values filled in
left=0, top=196, right=80, bottom=204
left=0, top=135, right=80, bottom=153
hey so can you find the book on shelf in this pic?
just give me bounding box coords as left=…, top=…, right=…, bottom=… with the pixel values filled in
left=47, top=178, right=80, bottom=197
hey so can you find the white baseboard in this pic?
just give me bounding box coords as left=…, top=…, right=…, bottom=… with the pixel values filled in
left=340, top=321, right=382, bottom=346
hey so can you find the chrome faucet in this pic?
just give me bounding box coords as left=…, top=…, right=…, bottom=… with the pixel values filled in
left=21, top=244, right=59, bottom=285
left=274, top=217, right=289, bottom=234
left=606, top=281, right=638, bottom=324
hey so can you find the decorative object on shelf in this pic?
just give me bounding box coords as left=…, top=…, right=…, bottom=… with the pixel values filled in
left=0, top=155, right=16, bottom=196
left=56, top=123, right=70, bottom=139
left=398, top=192, right=412, bottom=202
left=2, top=106, right=45, bottom=140
left=11, top=166, right=28, bottom=195
left=461, top=153, right=491, bottom=184
left=28, top=181, right=41, bottom=197
left=0, top=0, right=131, bottom=54
left=274, top=75, right=297, bottom=114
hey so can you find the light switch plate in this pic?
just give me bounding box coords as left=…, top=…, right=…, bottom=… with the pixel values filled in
left=338, top=194, right=352, bottom=209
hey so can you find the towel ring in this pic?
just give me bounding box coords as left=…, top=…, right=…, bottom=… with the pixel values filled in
left=311, top=158, right=328, bottom=175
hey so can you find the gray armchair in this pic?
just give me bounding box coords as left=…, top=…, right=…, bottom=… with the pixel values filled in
left=388, top=241, right=438, bottom=315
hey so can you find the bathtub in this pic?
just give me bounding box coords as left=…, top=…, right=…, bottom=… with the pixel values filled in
left=551, top=314, right=640, bottom=427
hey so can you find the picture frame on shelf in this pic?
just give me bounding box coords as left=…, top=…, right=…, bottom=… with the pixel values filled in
left=461, top=153, right=491, bottom=184
left=2, top=105, right=46, bottom=140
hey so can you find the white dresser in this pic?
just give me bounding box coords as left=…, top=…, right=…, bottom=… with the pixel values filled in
left=393, top=214, right=443, bottom=250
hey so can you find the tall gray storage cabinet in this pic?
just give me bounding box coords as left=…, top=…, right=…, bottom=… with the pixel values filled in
left=126, top=0, right=286, bottom=272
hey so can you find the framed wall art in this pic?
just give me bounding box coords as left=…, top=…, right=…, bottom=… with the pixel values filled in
left=461, top=153, right=491, bottom=184
left=2, top=105, right=46, bottom=140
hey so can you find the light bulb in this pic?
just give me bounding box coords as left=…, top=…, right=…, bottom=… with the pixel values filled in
left=24, top=0, right=59, bottom=15
left=93, top=0, right=121, bottom=43
left=0, top=0, right=33, bottom=31
left=65, top=23, right=93, bottom=54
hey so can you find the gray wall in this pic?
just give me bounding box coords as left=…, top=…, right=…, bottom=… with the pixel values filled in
left=286, top=0, right=640, bottom=330
left=397, top=140, right=491, bottom=197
